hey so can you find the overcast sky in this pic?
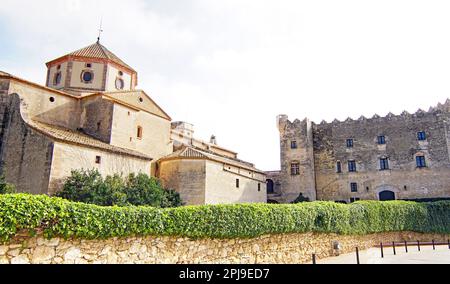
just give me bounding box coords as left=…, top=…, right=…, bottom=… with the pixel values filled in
left=1, top=0, right=450, bottom=170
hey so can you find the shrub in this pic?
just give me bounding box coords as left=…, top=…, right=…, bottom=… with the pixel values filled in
left=0, top=175, right=15, bottom=194
left=55, top=169, right=182, bottom=208
left=0, top=194, right=449, bottom=242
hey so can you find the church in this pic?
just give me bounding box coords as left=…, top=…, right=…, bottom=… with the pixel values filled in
left=0, top=40, right=267, bottom=205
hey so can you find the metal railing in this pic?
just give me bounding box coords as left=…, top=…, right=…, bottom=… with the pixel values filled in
left=311, top=239, right=450, bottom=264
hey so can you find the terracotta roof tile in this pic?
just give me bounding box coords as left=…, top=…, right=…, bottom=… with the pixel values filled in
left=29, top=120, right=152, bottom=160
left=50, top=42, right=135, bottom=72
left=159, top=146, right=265, bottom=174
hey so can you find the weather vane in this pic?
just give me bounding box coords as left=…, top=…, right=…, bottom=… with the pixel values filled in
left=97, top=17, right=103, bottom=43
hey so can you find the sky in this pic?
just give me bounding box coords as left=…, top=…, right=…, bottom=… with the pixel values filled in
left=1, top=0, right=450, bottom=171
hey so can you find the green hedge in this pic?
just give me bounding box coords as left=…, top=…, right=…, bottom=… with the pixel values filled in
left=0, top=194, right=449, bottom=242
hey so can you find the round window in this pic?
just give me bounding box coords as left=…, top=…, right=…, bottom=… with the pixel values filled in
left=139, top=97, right=144, bottom=103
left=81, top=71, right=93, bottom=83
left=115, top=78, right=124, bottom=90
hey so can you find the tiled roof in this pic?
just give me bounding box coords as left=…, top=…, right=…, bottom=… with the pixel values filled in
left=162, top=147, right=208, bottom=160
left=52, top=42, right=135, bottom=72
left=159, top=146, right=265, bottom=174
left=28, top=120, right=152, bottom=160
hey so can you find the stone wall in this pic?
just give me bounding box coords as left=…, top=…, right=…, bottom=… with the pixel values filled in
left=0, top=231, right=448, bottom=264
left=205, top=160, right=267, bottom=205
left=0, top=94, right=54, bottom=195
left=275, top=115, right=317, bottom=203
left=159, top=158, right=267, bottom=206
left=48, top=142, right=151, bottom=195
left=313, top=110, right=450, bottom=201
left=158, top=159, right=206, bottom=205
left=8, top=79, right=82, bottom=131
left=109, top=102, right=172, bottom=176
left=272, top=103, right=450, bottom=203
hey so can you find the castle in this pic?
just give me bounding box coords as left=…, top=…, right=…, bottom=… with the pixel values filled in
left=266, top=104, right=450, bottom=203
left=2, top=40, right=450, bottom=206
left=0, top=41, right=266, bottom=205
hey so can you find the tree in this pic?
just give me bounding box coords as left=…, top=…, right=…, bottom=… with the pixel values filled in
left=55, top=169, right=183, bottom=207
left=55, top=169, right=103, bottom=204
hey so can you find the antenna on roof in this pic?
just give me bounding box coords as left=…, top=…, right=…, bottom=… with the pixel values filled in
left=97, top=17, right=103, bottom=43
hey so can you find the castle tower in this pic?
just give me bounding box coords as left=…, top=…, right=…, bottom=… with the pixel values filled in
left=277, top=115, right=317, bottom=202
left=45, top=41, right=138, bottom=95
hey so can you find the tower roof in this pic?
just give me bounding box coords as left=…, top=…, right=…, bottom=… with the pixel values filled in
left=46, top=41, right=136, bottom=73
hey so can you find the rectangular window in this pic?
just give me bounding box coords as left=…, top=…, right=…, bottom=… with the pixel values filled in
left=336, top=161, right=342, bottom=173
left=346, top=139, right=354, bottom=148
left=258, top=183, right=261, bottom=192
left=380, top=158, right=389, bottom=170
left=350, top=182, right=358, bottom=192
left=417, top=131, right=426, bottom=141
left=236, top=179, right=240, bottom=188
left=348, top=160, right=357, bottom=172
left=416, top=156, right=427, bottom=168
left=137, top=126, right=143, bottom=139
left=86, top=63, right=92, bottom=68
left=291, top=162, right=300, bottom=175
left=378, top=135, right=386, bottom=145
left=291, top=140, right=297, bottom=149
left=95, top=156, right=101, bottom=164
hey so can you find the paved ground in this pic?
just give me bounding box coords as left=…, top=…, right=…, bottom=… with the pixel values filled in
left=317, top=245, right=450, bottom=264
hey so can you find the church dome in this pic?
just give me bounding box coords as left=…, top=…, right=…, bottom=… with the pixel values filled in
left=47, top=41, right=136, bottom=73
left=45, top=41, right=138, bottom=93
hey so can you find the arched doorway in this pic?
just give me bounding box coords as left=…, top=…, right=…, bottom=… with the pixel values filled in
left=379, top=190, right=395, bottom=201
left=266, top=179, right=274, bottom=194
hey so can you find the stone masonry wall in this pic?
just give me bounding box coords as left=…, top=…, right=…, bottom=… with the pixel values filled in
left=276, top=116, right=317, bottom=203
left=0, top=94, right=54, bottom=195
left=274, top=102, right=450, bottom=203
left=0, top=231, right=448, bottom=264
left=313, top=109, right=450, bottom=201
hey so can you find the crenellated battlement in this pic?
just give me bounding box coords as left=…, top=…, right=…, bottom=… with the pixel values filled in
left=273, top=98, right=450, bottom=204
left=280, top=99, right=450, bottom=128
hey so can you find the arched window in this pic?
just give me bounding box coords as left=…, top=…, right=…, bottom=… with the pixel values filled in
left=266, top=179, right=274, bottom=194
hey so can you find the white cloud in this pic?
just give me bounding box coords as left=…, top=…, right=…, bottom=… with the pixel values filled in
left=2, top=0, right=450, bottom=170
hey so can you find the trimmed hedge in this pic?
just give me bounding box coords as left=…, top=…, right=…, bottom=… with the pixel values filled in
left=0, top=194, right=449, bottom=242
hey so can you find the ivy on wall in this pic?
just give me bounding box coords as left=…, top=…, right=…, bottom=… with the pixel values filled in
left=0, top=194, right=449, bottom=242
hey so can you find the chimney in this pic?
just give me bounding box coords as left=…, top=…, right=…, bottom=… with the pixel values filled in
left=210, top=135, right=217, bottom=145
